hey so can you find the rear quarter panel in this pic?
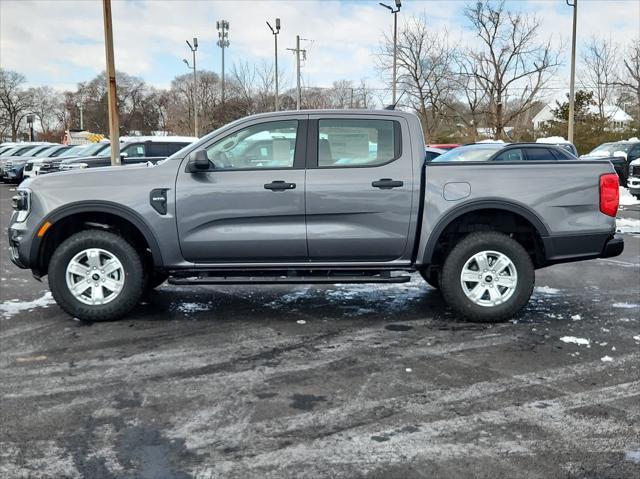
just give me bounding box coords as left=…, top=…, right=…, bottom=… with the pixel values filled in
left=416, top=161, right=617, bottom=264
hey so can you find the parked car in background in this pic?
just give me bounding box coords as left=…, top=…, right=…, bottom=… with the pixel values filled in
left=10, top=145, right=74, bottom=182
left=431, top=142, right=579, bottom=162
left=38, top=142, right=110, bottom=175
left=9, top=110, right=622, bottom=323
left=628, top=158, right=640, bottom=198
left=1, top=143, right=55, bottom=181
left=535, top=136, right=578, bottom=156
left=580, top=139, right=640, bottom=185
left=427, top=143, right=460, bottom=150
left=425, top=146, right=446, bottom=162
left=56, top=136, right=197, bottom=171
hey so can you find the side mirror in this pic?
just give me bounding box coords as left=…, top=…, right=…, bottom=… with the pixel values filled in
left=190, top=150, right=210, bottom=172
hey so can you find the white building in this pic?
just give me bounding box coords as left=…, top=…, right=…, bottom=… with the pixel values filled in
left=532, top=103, right=634, bottom=131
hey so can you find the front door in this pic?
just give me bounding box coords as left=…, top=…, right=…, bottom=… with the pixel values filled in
left=305, top=116, right=414, bottom=262
left=176, top=117, right=308, bottom=263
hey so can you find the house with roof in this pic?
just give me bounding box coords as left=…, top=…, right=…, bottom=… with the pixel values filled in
left=532, top=103, right=634, bottom=131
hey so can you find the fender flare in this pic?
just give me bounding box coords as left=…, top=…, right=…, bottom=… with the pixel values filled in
left=30, top=201, right=164, bottom=272
left=422, top=199, right=550, bottom=265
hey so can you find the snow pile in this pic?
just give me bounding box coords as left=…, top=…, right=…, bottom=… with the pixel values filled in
left=628, top=137, right=639, bottom=142
left=536, top=136, right=569, bottom=144
left=560, top=336, right=590, bottom=346
left=601, top=356, right=614, bottom=362
left=616, top=217, right=640, bottom=234
left=534, top=286, right=561, bottom=295
left=619, top=187, right=640, bottom=206
left=173, top=302, right=211, bottom=314
left=1, top=292, right=54, bottom=319
left=477, top=139, right=505, bottom=144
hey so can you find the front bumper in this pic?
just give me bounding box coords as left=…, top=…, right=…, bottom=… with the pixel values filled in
left=8, top=218, right=30, bottom=269
left=627, top=176, right=640, bottom=195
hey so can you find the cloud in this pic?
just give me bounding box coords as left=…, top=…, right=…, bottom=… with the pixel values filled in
left=1, top=0, right=638, bottom=94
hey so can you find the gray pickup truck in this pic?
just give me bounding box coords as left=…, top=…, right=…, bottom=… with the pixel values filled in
left=8, top=110, right=623, bottom=322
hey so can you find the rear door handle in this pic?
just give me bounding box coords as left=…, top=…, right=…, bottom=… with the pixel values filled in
left=264, top=180, right=296, bottom=191
left=372, top=178, right=403, bottom=189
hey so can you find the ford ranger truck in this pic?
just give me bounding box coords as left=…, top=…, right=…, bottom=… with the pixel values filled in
left=8, top=110, right=624, bottom=322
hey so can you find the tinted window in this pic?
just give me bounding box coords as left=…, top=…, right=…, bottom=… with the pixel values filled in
left=146, top=143, right=169, bottom=157
left=493, top=149, right=524, bottom=161
left=524, top=148, right=554, bottom=161
left=317, top=119, right=397, bottom=167
left=205, top=120, right=298, bottom=170
left=166, top=142, right=190, bottom=155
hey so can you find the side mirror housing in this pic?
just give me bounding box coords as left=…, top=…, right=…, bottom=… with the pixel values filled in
left=190, top=150, right=210, bottom=172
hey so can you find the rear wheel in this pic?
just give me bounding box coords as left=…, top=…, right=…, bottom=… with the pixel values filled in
left=440, top=232, right=534, bottom=322
left=48, top=230, right=144, bottom=321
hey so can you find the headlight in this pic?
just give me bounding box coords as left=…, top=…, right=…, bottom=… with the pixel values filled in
left=11, top=188, right=31, bottom=222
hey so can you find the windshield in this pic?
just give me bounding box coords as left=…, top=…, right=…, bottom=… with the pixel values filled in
left=57, top=145, right=88, bottom=158
left=586, top=142, right=633, bottom=156
left=1, top=146, right=22, bottom=156
left=81, top=142, right=109, bottom=156
left=33, top=146, right=60, bottom=157
left=431, top=144, right=504, bottom=162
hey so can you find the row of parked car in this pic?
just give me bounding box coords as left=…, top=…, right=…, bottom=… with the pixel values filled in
left=0, top=136, right=197, bottom=183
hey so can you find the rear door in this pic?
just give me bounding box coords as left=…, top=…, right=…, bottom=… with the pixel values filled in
left=176, top=115, right=308, bottom=263
left=305, top=115, right=414, bottom=262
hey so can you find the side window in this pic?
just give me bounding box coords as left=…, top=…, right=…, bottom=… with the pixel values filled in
left=318, top=119, right=398, bottom=167
left=493, top=149, right=524, bottom=161
left=524, top=148, right=554, bottom=161
left=205, top=120, right=298, bottom=170
left=146, top=143, right=169, bottom=157
left=122, top=144, right=146, bottom=158
left=165, top=143, right=190, bottom=155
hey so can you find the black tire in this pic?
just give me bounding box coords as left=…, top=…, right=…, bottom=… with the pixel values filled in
left=48, top=230, right=144, bottom=321
left=419, top=269, right=441, bottom=290
left=440, top=232, right=534, bottom=322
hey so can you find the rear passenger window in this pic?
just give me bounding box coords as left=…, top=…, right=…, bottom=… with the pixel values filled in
left=318, top=119, right=398, bottom=167
left=524, top=148, right=553, bottom=161
left=165, top=143, right=189, bottom=155
left=147, top=143, right=169, bottom=157
left=493, top=149, right=524, bottom=161
left=123, top=144, right=146, bottom=157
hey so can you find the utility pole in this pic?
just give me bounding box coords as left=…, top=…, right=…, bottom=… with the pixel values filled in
left=217, top=20, right=230, bottom=103
left=76, top=102, right=84, bottom=130
left=287, top=35, right=306, bottom=110
left=567, top=0, right=578, bottom=143
left=267, top=18, right=281, bottom=111
left=183, top=38, right=199, bottom=137
left=380, top=1, right=401, bottom=104
left=102, top=0, right=120, bottom=166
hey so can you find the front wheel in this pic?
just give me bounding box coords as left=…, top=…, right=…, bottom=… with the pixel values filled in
left=440, top=232, right=534, bottom=322
left=48, top=230, right=144, bottom=321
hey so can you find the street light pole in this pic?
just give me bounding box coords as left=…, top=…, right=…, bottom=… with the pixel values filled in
left=217, top=20, right=230, bottom=103
left=380, top=0, right=401, bottom=105
left=184, top=38, right=199, bottom=137
left=76, top=102, right=84, bottom=130
left=267, top=18, right=281, bottom=111
left=567, top=0, right=578, bottom=143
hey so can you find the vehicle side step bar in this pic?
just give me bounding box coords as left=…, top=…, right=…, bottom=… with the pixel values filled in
left=168, top=275, right=412, bottom=285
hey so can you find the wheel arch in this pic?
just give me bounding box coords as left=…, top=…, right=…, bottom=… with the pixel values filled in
left=30, top=201, right=164, bottom=277
left=422, top=199, right=550, bottom=267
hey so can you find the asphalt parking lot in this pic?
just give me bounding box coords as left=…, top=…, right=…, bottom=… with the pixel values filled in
left=1, top=182, right=639, bottom=479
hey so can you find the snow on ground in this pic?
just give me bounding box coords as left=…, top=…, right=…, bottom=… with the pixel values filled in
left=172, top=302, right=213, bottom=314
left=616, top=217, right=640, bottom=234
left=534, top=286, right=561, bottom=295
left=1, top=292, right=55, bottom=319
left=559, top=336, right=591, bottom=346
left=611, top=302, right=639, bottom=309
left=619, top=187, right=640, bottom=206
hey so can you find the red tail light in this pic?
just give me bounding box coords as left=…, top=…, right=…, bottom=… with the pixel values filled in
left=599, top=173, right=619, bottom=217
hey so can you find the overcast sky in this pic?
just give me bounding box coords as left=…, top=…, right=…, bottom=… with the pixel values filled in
left=1, top=0, right=639, bottom=103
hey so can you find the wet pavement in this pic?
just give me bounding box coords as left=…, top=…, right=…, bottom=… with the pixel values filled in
left=1, top=182, right=639, bottom=478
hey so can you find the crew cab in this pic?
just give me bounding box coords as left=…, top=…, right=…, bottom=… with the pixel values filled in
left=8, top=110, right=623, bottom=323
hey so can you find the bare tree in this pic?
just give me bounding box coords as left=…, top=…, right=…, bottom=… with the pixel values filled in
left=28, top=86, right=62, bottom=135
left=464, top=1, right=561, bottom=139
left=0, top=69, right=33, bottom=141
left=377, top=17, right=456, bottom=139
left=614, top=39, right=640, bottom=132
left=580, top=36, right=618, bottom=121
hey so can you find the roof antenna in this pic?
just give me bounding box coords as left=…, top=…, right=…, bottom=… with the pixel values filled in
left=384, top=89, right=406, bottom=110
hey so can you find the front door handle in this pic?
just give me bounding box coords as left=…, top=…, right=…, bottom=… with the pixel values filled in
left=372, top=178, right=403, bottom=189
left=264, top=180, right=296, bottom=191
